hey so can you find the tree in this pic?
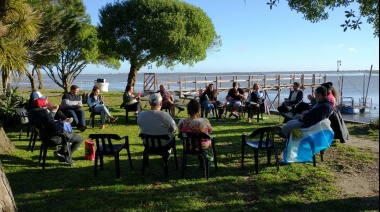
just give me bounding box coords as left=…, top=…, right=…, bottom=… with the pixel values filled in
left=266, top=0, right=379, bottom=37
left=37, top=0, right=119, bottom=92
left=98, top=0, right=221, bottom=86
left=0, top=0, right=40, bottom=91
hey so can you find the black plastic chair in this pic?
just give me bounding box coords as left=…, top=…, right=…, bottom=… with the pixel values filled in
left=89, top=134, right=133, bottom=178
left=36, top=129, right=72, bottom=169
left=241, top=126, right=281, bottom=174
left=15, top=108, right=30, bottom=140
left=178, top=132, right=218, bottom=180
left=28, top=125, right=38, bottom=152
left=139, top=133, right=178, bottom=178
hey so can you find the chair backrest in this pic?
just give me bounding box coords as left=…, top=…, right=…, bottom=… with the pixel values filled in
left=15, top=108, right=29, bottom=124
left=89, top=134, right=124, bottom=154
left=139, top=133, right=173, bottom=154
left=248, top=127, right=281, bottom=149
left=178, top=132, right=211, bottom=154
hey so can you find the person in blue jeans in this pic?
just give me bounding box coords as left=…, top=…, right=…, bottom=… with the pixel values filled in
left=88, top=85, right=118, bottom=129
left=60, top=85, right=87, bottom=132
left=200, top=83, right=218, bottom=118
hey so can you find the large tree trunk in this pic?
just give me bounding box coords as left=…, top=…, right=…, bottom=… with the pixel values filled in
left=0, top=127, right=17, bottom=212
left=25, top=69, right=36, bottom=91
left=127, top=65, right=140, bottom=87
left=35, top=66, right=44, bottom=90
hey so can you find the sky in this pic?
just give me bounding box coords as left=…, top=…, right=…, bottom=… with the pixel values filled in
left=82, top=0, right=379, bottom=74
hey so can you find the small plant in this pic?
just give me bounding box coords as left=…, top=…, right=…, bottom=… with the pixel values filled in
left=0, top=92, right=28, bottom=127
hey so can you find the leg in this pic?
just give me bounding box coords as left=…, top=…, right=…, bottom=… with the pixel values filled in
left=72, top=108, right=86, bottom=127
left=62, top=109, right=78, bottom=126
left=281, top=120, right=304, bottom=137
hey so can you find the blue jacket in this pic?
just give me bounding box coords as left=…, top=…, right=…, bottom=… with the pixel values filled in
left=301, top=98, right=333, bottom=128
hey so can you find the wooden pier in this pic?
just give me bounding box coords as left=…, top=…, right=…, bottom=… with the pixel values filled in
left=143, top=73, right=327, bottom=110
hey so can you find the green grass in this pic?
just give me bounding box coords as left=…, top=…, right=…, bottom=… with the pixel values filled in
left=1, top=90, right=379, bottom=211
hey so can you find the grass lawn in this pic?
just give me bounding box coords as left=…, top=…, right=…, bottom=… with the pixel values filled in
left=1, top=90, right=379, bottom=211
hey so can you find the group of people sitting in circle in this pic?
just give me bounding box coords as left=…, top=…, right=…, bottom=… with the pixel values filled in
left=24, top=78, right=337, bottom=166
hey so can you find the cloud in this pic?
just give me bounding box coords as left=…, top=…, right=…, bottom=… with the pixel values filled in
left=348, top=47, right=355, bottom=52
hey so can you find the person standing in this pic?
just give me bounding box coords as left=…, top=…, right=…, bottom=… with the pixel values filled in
left=60, top=85, right=87, bottom=132
left=88, top=85, right=118, bottom=129
left=200, top=83, right=218, bottom=118
left=137, top=93, right=177, bottom=147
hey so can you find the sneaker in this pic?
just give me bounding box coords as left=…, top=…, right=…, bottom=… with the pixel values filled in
left=54, top=151, right=66, bottom=162
left=78, top=125, right=87, bottom=132
left=209, top=113, right=214, bottom=118
left=64, top=117, right=74, bottom=123
left=178, top=107, right=185, bottom=112
left=110, top=117, right=118, bottom=123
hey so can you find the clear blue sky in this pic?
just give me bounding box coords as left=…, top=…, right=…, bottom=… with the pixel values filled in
left=83, top=0, right=379, bottom=74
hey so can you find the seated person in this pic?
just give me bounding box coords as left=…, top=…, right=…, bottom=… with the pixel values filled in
left=29, top=90, right=72, bottom=123
left=122, top=85, right=143, bottom=115
left=225, top=82, right=247, bottom=118
left=28, top=100, right=83, bottom=164
left=87, top=85, right=118, bottom=129
left=199, top=83, right=218, bottom=118
left=308, top=82, right=336, bottom=108
left=277, top=82, right=303, bottom=113
left=178, top=99, right=214, bottom=161
left=280, top=86, right=333, bottom=138
left=245, top=83, right=264, bottom=123
left=137, top=93, right=177, bottom=148
left=157, top=85, right=184, bottom=118
left=60, top=85, right=87, bottom=132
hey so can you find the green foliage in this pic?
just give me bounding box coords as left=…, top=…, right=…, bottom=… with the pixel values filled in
left=98, top=0, right=221, bottom=84
left=0, top=92, right=27, bottom=127
left=266, top=0, right=379, bottom=37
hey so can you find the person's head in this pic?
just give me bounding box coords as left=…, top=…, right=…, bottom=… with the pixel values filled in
left=70, top=85, right=79, bottom=95
left=149, top=93, right=162, bottom=109
left=92, top=85, right=100, bottom=95
left=293, top=82, right=301, bottom=90
left=321, top=82, right=332, bottom=92
left=232, top=82, right=239, bottom=90
left=125, top=85, right=134, bottom=93
left=159, top=85, right=165, bottom=91
left=208, top=83, right=214, bottom=91
left=187, top=99, right=201, bottom=117
left=315, top=86, right=328, bottom=102
left=253, top=83, right=261, bottom=91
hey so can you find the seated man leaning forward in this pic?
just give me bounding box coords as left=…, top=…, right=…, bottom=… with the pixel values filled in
left=137, top=93, right=177, bottom=148
left=281, top=86, right=333, bottom=138
left=225, top=82, right=247, bottom=118
left=157, top=84, right=184, bottom=118
left=60, top=85, right=87, bottom=132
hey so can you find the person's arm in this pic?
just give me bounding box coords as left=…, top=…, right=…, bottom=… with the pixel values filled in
left=239, top=89, right=247, bottom=100
left=87, top=95, right=99, bottom=108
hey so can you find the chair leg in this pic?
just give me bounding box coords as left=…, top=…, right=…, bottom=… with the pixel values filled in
left=204, top=156, right=209, bottom=180
left=241, top=145, right=245, bottom=169
left=312, top=155, right=316, bottom=167
left=115, top=153, right=120, bottom=178
left=275, top=149, right=280, bottom=172
left=181, top=150, right=187, bottom=178
left=212, top=142, right=218, bottom=172
left=254, top=149, right=259, bottom=174
left=99, top=155, right=104, bottom=170
left=125, top=145, right=133, bottom=169
left=163, top=153, right=168, bottom=178
left=142, top=151, right=146, bottom=176
left=173, top=144, right=178, bottom=170
left=320, top=150, right=324, bottom=162
left=42, top=146, right=48, bottom=169
left=267, top=149, right=271, bottom=164
left=94, top=151, right=98, bottom=177
left=125, top=110, right=129, bottom=123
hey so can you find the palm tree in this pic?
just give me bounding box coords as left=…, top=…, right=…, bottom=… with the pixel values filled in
left=0, top=0, right=40, bottom=92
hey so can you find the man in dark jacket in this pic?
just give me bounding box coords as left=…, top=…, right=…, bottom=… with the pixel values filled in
left=28, top=103, right=83, bottom=164
left=277, top=82, right=304, bottom=113
left=60, top=85, right=87, bottom=132
left=281, top=86, right=333, bottom=137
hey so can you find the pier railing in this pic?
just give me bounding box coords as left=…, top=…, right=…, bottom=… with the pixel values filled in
left=143, top=73, right=327, bottom=109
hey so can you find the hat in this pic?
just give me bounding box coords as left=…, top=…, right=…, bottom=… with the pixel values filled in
left=31, top=91, right=47, bottom=100
left=34, top=98, right=48, bottom=108
left=149, top=93, right=162, bottom=105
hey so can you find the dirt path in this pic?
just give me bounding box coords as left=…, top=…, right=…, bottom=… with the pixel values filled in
left=324, top=137, right=379, bottom=201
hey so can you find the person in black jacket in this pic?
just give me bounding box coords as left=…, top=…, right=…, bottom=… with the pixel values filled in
left=281, top=86, right=333, bottom=137
left=60, top=85, right=87, bottom=132
left=200, top=83, right=218, bottom=118
left=28, top=103, right=83, bottom=164
left=245, top=83, right=264, bottom=123
left=277, top=82, right=304, bottom=113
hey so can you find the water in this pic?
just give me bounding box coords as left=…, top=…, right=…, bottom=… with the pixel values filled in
left=12, top=71, right=379, bottom=123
